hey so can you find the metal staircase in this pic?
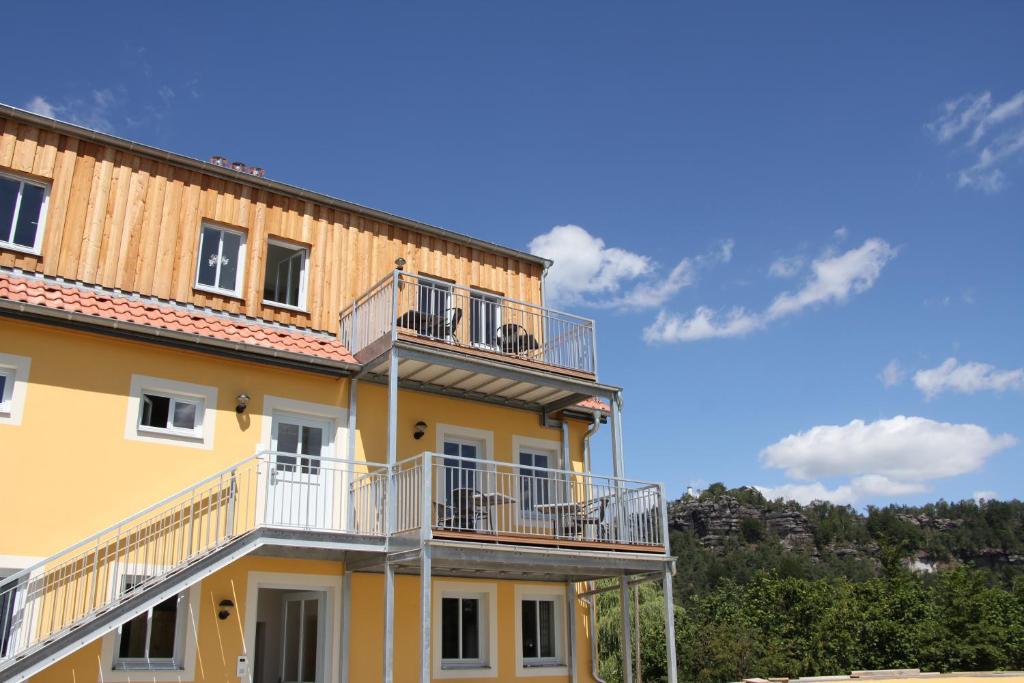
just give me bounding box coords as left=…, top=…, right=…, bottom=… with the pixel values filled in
left=0, top=453, right=387, bottom=682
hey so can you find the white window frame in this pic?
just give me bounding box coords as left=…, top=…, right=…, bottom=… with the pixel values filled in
left=193, top=222, right=247, bottom=298
left=469, top=290, right=502, bottom=350
left=99, top=579, right=200, bottom=681
left=0, top=353, right=31, bottom=426
left=433, top=582, right=498, bottom=679
left=514, top=584, right=568, bottom=677
left=124, top=375, right=218, bottom=450
left=262, top=238, right=309, bottom=312
left=0, top=171, right=50, bottom=255
left=513, top=436, right=561, bottom=521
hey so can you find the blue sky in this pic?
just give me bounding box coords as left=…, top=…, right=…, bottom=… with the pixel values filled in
left=6, top=1, right=1022, bottom=507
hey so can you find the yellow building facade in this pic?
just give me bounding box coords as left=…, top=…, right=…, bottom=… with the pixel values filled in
left=0, top=103, right=675, bottom=683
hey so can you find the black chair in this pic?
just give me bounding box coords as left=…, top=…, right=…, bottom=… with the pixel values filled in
left=436, top=307, right=463, bottom=343
left=442, top=488, right=481, bottom=530
left=496, top=323, right=541, bottom=356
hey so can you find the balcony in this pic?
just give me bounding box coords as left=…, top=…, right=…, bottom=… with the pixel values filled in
left=340, top=271, right=597, bottom=379
left=391, top=452, right=666, bottom=553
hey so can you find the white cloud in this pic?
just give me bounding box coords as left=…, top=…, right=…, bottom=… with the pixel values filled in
left=529, top=225, right=732, bottom=310
left=833, top=226, right=849, bottom=242
left=757, top=475, right=929, bottom=506
left=760, top=415, right=1016, bottom=482
left=765, top=238, right=897, bottom=319
left=24, top=96, right=56, bottom=118
left=927, top=92, right=994, bottom=143
left=929, top=90, right=1024, bottom=193
left=768, top=255, right=803, bottom=279
left=879, top=359, right=906, bottom=388
left=974, top=490, right=999, bottom=503
left=757, top=416, right=1016, bottom=505
left=645, top=238, right=896, bottom=343
left=643, top=306, right=761, bottom=343
left=913, top=357, right=1024, bottom=399
left=757, top=482, right=855, bottom=506
left=958, top=128, right=1024, bottom=193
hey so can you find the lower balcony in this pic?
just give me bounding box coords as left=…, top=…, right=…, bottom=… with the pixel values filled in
left=390, top=452, right=667, bottom=554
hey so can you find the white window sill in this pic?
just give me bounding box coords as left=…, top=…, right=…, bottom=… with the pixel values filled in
left=0, top=242, right=41, bottom=256
left=136, top=425, right=203, bottom=441
left=194, top=283, right=245, bottom=301
left=262, top=298, right=309, bottom=314
left=518, top=662, right=569, bottom=677
left=441, top=662, right=491, bottom=671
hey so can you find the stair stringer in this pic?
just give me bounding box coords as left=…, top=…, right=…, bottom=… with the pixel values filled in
left=1, top=529, right=267, bottom=683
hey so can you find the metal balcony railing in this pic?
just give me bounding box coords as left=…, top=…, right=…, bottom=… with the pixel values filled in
left=339, top=271, right=598, bottom=375
left=0, top=453, right=387, bottom=664
left=0, top=449, right=661, bottom=668
left=393, top=452, right=666, bottom=549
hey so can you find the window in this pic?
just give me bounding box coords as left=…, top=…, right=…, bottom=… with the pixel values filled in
left=519, top=449, right=556, bottom=514
left=433, top=582, right=496, bottom=678
left=125, top=375, right=217, bottom=449
left=0, top=369, right=12, bottom=414
left=469, top=291, right=501, bottom=348
left=441, top=596, right=481, bottom=666
left=0, top=577, right=15, bottom=659
left=263, top=240, right=308, bottom=309
left=0, top=353, right=31, bottom=426
left=0, top=173, right=49, bottom=253
left=113, top=579, right=187, bottom=670
left=195, top=223, right=245, bottom=296
left=418, top=279, right=451, bottom=318
left=139, top=392, right=202, bottom=437
left=515, top=586, right=566, bottom=676
left=272, top=413, right=328, bottom=475
left=521, top=598, right=557, bottom=664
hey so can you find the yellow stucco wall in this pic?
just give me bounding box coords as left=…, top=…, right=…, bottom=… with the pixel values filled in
left=2, top=318, right=602, bottom=682
left=0, top=318, right=589, bottom=559
left=29, top=555, right=600, bottom=683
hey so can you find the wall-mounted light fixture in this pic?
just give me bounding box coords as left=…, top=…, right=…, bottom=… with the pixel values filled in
left=235, top=393, right=251, bottom=414
left=218, top=599, right=234, bottom=620
left=413, top=421, right=427, bottom=440
left=395, top=257, right=406, bottom=271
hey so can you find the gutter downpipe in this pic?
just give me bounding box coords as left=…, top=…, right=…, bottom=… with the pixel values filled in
left=583, top=411, right=609, bottom=683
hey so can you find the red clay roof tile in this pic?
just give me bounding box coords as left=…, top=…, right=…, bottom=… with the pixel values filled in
left=0, top=272, right=356, bottom=365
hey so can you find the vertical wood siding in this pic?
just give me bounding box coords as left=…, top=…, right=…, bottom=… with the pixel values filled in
left=0, top=118, right=544, bottom=332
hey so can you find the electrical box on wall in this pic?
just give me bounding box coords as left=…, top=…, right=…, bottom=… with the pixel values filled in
left=236, top=655, right=249, bottom=677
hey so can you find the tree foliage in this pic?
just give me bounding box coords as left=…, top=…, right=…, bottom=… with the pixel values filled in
left=592, top=492, right=1024, bottom=682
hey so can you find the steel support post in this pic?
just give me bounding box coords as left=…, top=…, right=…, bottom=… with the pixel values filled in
left=566, top=581, right=578, bottom=683
left=663, top=568, right=678, bottom=683
left=341, top=570, right=352, bottom=683
left=383, top=560, right=395, bottom=683
left=620, top=576, right=634, bottom=683
left=420, top=546, right=432, bottom=683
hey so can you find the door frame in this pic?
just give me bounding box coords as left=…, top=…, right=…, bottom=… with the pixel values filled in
left=242, top=572, right=343, bottom=683
left=279, top=591, right=327, bottom=683
left=258, top=396, right=350, bottom=529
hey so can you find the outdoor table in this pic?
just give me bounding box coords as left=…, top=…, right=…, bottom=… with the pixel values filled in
left=534, top=501, right=599, bottom=539
left=473, top=491, right=517, bottom=531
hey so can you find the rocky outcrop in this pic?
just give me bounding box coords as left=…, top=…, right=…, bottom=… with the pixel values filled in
left=669, top=495, right=763, bottom=548
left=765, top=509, right=816, bottom=551
left=669, top=495, right=816, bottom=552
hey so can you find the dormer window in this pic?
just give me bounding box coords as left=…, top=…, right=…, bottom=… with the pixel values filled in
left=0, top=172, right=49, bottom=254
left=263, top=239, right=309, bottom=310
left=195, top=223, right=246, bottom=297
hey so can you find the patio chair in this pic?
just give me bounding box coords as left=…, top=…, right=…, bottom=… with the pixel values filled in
left=441, top=488, right=481, bottom=530
left=496, top=323, right=541, bottom=356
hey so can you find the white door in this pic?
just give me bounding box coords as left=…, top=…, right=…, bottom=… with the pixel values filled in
left=263, top=413, right=339, bottom=530
left=280, top=592, right=324, bottom=683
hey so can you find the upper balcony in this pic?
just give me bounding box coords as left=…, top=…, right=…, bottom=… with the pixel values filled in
left=340, top=271, right=597, bottom=380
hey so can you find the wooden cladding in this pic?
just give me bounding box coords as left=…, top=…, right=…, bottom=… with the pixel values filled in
left=0, top=117, right=544, bottom=332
